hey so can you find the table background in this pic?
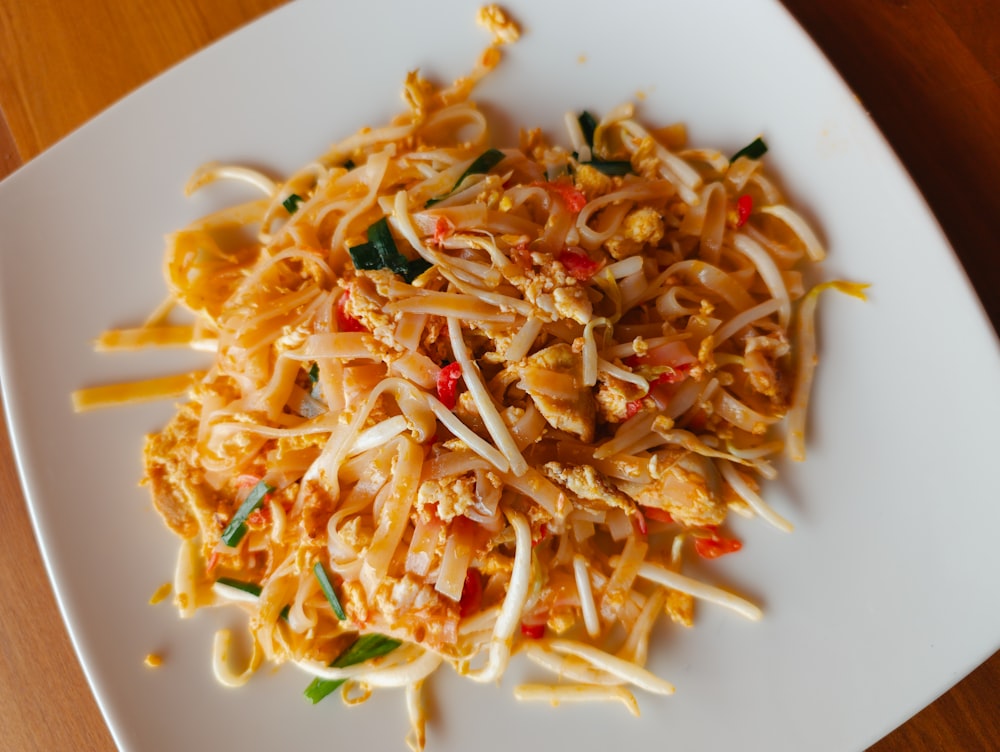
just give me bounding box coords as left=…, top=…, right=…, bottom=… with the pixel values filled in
left=0, top=1, right=997, bottom=750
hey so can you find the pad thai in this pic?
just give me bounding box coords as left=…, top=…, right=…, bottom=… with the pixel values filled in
left=73, top=6, right=866, bottom=749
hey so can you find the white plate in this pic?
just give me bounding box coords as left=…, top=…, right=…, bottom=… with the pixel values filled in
left=2, top=1, right=999, bottom=750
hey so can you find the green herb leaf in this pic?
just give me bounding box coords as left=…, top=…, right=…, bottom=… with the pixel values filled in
left=578, top=111, right=598, bottom=149
left=308, top=363, right=320, bottom=383
left=313, top=561, right=347, bottom=621
left=283, top=193, right=304, bottom=214
left=220, top=481, right=273, bottom=547
left=303, top=633, right=402, bottom=704
left=731, top=137, right=768, bottom=161
left=426, top=148, right=506, bottom=206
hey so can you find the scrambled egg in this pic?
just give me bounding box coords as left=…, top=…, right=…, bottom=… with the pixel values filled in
left=416, top=473, right=479, bottom=522
left=476, top=4, right=520, bottom=45
left=635, top=448, right=726, bottom=527
left=605, top=206, right=665, bottom=259
left=541, top=461, right=636, bottom=518
left=595, top=372, right=649, bottom=423
left=143, top=402, right=221, bottom=541
left=513, top=343, right=596, bottom=442
left=573, top=163, right=615, bottom=199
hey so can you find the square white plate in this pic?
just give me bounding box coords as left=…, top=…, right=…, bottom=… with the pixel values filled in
left=1, top=1, right=998, bottom=750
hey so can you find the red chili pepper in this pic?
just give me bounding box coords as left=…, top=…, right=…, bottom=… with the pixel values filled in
left=532, top=523, right=549, bottom=547
left=432, top=216, right=454, bottom=246
left=649, top=362, right=692, bottom=387
left=624, top=400, right=644, bottom=419
left=520, top=622, right=546, bottom=639
left=557, top=248, right=601, bottom=280
left=336, top=290, right=366, bottom=332
left=735, top=194, right=753, bottom=228
left=539, top=181, right=588, bottom=213
left=694, top=534, right=743, bottom=559
left=436, top=362, right=463, bottom=409
left=206, top=551, right=221, bottom=574
left=235, top=474, right=262, bottom=489
left=633, top=508, right=648, bottom=536
left=247, top=506, right=271, bottom=528
left=641, top=506, right=675, bottom=524
left=459, top=569, right=483, bottom=618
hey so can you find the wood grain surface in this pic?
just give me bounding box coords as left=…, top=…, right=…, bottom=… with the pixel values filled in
left=0, top=1, right=996, bottom=750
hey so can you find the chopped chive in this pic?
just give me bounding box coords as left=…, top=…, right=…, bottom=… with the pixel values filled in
left=282, top=193, right=304, bottom=213
left=455, top=148, right=506, bottom=186
left=220, top=481, right=273, bottom=547
left=731, top=136, right=768, bottom=161
left=215, top=577, right=262, bottom=597
left=312, top=562, right=347, bottom=621
left=406, top=258, right=433, bottom=281
left=308, top=363, right=320, bottom=383
left=426, top=148, right=506, bottom=206
left=367, top=217, right=409, bottom=278
left=215, top=578, right=290, bottom=620
left=578, top=111, right=598, bottom=149
left=304, top=633, right=402, bottom=704
left=347, top=241, right=381, bottom=271
left=348, top=218, right=431, bottom=283
left=583, top=159, right=633, bottom=176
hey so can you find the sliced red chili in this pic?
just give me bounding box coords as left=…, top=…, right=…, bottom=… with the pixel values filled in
left=735, top=194, right=753, bottom=227
left=459, top=569, right=483, bottom=618
left=538, top=181, right=588, bottom=213
left=694, top=535, right=743, bottom=559
left=520, top=622, right=546, bottom=639
left=436, top=362, right=463, bottom=409
left=557, top=248, right=601, bottom=280
left=336, top=290, right=366, bottom=332
left=641, top=506, right=676, bottom=524
left=624, top=399, right=644, bottom=419
left=432, top=215, right=454, bottom=246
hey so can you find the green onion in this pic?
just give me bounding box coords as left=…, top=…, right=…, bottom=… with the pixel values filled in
left=455, top=148, right=506, bottom=186
left=406, top=258, right=433, bottom=281
left=220, top=481, right=273, bottom=547
left=215, top=577, right=262, bottom=596
left=282, top=194, right=304, bottom=213
left=367, top=217, right=408, bottom=277
left=347, top=241, right=380, bottom=271
left=578, top=111, right=598, bottom=148
left=312, top=561, right=347, bottom=621
left=214, top=578, right=290, bottom=620
left=308, top=363, right=320, bottom=383
left=583, top=160, right=633, bottom=176
left=731, top=137, right=768, bottom=161
left=575, top=111, right=634, bottom=175
left=426, top=148, right=506, bottom=206
left=348, top=218, right=430, bottom=283
left=303, top=633, right=402, bottom=704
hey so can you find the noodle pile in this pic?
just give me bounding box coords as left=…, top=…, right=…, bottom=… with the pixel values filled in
left=73, top=8, right=866, bottom=749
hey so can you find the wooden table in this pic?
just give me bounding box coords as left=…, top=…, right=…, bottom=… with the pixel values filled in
left=0, top=1, right=996, bottom=749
